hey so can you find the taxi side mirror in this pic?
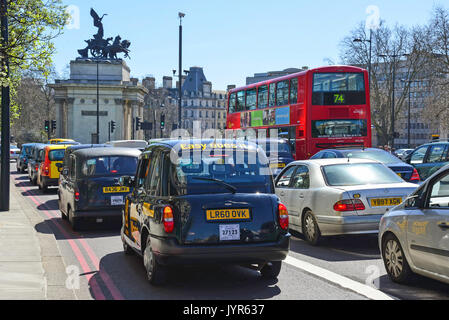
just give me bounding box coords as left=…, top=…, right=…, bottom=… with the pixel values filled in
left=62, top=168, right=69, bottom=176
left=119, top=176, right=133, bottom=187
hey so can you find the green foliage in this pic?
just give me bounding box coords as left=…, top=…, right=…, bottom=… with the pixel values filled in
left=0, top=0, right=69, bottom=120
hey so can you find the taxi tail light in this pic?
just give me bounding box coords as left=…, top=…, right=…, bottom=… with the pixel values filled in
left=333, top=199, right=365, bottom=212
left=410, top=168, right=420, bottom=182
left=35, top=164, right=39, bottom=171
left=75, top=191, right=80, bottom=201
left=278, top=203, right=289, bottom=230
left=162, top=206, right=174, bottom=233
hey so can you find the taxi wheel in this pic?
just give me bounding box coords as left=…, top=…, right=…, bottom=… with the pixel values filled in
left=302, top=211, right=321, bottom=246
left=143, top=238, right=167, bottom=286
left=260, top=261, right=282, bottom=279
left=382, top=234, right=413, bottom=284
left=122, top=241, right=133, bottom=255
left=68, top=207, right=80, bottom=231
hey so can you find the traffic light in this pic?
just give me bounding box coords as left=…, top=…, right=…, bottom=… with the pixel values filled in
left=135, top=117, right=141, bottom=131
left=160, top=114, right=165, bottom=130
left=110, top=120, right=116, bottom=133
left=51, top=120, right=56, bottom=133
left=44, top=120, right=49, bottom=133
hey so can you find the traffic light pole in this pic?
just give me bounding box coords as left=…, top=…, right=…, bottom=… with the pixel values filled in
left=0, top=0, right=10, bottom=211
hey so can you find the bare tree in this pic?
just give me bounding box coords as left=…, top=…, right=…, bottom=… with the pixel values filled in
left=12, top=68, right=57, bottom=144
left=340, top=21, right=430, bottom=146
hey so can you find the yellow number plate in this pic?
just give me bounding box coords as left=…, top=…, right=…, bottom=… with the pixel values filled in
left=270, top=163, right=286, bottom=169
left=103, top=186, right=130, bottom=193
left=370, top=198, right=402, bottom=207
left=206, top=209, right=250, bottom=221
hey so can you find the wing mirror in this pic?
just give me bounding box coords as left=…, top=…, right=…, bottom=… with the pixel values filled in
left=62, top=168, right=68, bottom=176
left=119, top=176, right=134, bottom=187
left=56, top=162, right=63, bottom=172
left=405, top=194, right=425, bottom=208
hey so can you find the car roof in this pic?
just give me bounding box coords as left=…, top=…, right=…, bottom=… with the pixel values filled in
left=319, top=148, right=382, bottom=153
left=72, top=147, right=141, bottom=158
left=66, top=144, right=110, bottom=152
left=45, top=144, right=70, bottom=151
left=145, top=139, right=259, bottom=151
left=289, top=158, right=379, bottom=167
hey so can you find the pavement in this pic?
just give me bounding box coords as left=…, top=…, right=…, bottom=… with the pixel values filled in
left=0, top=167, right=76, bottom=300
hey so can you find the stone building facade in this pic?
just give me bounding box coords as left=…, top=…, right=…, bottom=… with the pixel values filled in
left=142, top=66, right=227, bottom=139
left=50, top=59, right=148, bottom=144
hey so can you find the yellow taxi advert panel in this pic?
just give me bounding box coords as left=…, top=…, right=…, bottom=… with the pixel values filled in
left=103, top=186, right=130, bottom=193
left=206, top=209, right=250, bottom=221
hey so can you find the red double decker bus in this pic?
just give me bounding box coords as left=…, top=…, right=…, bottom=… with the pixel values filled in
left=226, top=65, right=371, bottom=160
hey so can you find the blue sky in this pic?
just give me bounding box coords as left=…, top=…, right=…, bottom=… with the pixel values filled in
left=53, top=0, right=445, bottom=89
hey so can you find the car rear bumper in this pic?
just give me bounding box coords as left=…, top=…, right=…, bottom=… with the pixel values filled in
left=151, top=234, right=291, bottom=266
left=316, top=214, right=382, bottom=236
left=41, top=176, right=59, bottom=187
left=73, top=207, right=123, bottom=218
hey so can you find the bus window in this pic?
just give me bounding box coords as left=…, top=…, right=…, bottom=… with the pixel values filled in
left=228, top=93, right=236, bottom=113
left=276, top=81, right=289, bottom=106
left=236, top=91, right=245, bottom=112
left=246, top=88, right=257, bottom=110
left=258, top=85, right=268, bottom=109
left=312, top=73, right=366, bottom=106
left=290, top=78, right=298, bottom=104
left=269, top=83, right=276, bottom=107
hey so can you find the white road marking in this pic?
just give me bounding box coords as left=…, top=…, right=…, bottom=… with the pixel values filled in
left=284, top=255, right=396, bottom=300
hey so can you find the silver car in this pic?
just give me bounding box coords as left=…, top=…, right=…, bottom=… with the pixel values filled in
left=274, top=158, right=418, bottom=245
left=379, top=164, right=449, bottom=285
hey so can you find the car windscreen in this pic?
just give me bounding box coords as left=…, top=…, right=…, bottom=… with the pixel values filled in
left=322, top=163, right=404, bottom=186
left=22, top=146, right=33, bottom=155
left=342, top=150, right=400, bottom=164
left=82, top=156, right=138, bottom=177
left=173, top=147, right=272, bottom=194
left=48, top=149, right=65, bottom=161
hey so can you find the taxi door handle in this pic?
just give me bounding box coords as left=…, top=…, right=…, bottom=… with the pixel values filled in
left=280, top=191, right=286, bottom=197
left=438, top=223, right=449, bottom=230
left=299, top=193, right=304, bottom=198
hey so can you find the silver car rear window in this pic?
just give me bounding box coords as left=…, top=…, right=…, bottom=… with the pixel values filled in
left=323, top=163, right=404, bottom=186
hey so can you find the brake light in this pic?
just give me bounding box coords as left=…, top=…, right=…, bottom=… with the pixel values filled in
left=333, top=199, right=365, bottom=212
left=410, top=168, right=420, bottom=182
left=162, top=206, right=174, bottom=233
left=278, top=203, right=289, bottom=230
left=75, top=191, right=80, bottom=201
left=35, top=164, right=39, bottom=171
left=44, top=166, right=50, bottom=175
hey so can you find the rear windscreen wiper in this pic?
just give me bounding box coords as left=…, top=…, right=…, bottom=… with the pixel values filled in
left=191, top=177, right=237, bottom=194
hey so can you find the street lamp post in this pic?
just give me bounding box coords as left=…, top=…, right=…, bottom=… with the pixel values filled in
left=178, top=12, right=185, bottom=131
left=87, top=59, right=111, bottom=143
left=353, top=28, right=372, bottom=84
left=0, top=0, right=10, bottom=211
left=401, top=79, right=418, bottom=148
left=379, top=51, right=407, bottom=149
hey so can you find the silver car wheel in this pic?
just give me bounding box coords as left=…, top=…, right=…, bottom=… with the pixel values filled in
left=385, top=239, right=403, bottom=278
left=305, top=215, right=316, bottom=239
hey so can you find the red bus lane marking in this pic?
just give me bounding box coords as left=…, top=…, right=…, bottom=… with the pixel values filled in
left=19, top=181, right=125, bottom=300
left=18, top=183, right=108, bottom=300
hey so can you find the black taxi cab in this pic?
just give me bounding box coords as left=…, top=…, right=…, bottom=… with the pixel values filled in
left=119, top=139, right=291, bottom=285
left=58, top=147, right=140, bottom=230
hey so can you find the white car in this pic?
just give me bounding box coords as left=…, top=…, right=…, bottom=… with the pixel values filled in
left=274, top=158, right=418, bottom=245
left=3, top=144, right=20, bottom=161
left=379, top=164, right=449, bottom=285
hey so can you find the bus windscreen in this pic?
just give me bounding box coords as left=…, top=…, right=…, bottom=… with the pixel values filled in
left=312, top=73, right=366, bottom=105
left=312, top=119, right=367, bottom=138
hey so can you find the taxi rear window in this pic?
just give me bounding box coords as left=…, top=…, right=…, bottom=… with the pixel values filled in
left=82, top=156, right=138, bottom=176
left=172, top=146, right=272, bottom=193
left=49, top=149, right=65, bottom=161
